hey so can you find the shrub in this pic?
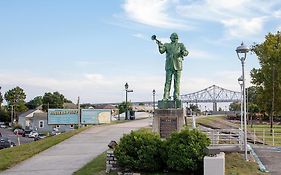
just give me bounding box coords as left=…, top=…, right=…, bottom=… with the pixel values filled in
left=165, top=129, right=210, bottom=173
left=114, top=128, right=164, bottom=172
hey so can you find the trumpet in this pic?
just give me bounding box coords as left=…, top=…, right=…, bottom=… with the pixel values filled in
left=151, top=35, right=163, bottom=45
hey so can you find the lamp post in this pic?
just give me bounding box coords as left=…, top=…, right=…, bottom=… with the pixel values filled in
left=152, top=89, right=156, bottom=117
left=238, top=76, right=243, bottom=130
left=236, top=42, right=250, bottom=160
left=125, top=83, right=133, bottom=120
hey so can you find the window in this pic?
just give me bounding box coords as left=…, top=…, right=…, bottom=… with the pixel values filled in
left=70, top=125, right=74, bottom=128
left=39, top=120, right=44, bottom=128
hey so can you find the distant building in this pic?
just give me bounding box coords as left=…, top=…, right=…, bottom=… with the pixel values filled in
left=18, top=109, right=74, bottom=132
left=18, top=109, right=44, bottom=129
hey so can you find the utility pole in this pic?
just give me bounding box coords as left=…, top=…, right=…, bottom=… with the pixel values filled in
left=77, top=96, right=81, bottom=128
left=10, top=105, right=14, bottom=126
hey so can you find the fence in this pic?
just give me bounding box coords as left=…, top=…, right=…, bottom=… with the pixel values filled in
left=200, top=128, right=243, bottom=148
left=251, top=128, right=281, bottom=146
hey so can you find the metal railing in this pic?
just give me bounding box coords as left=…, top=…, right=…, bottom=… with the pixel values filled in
left=200, top=128, right=243, bottom=148
left=251, top=129, right=281, bottom=146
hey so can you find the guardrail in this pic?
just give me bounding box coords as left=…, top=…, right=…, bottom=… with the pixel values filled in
left=200, top=128, right=243, bottom=148
left=251, top=129, right=281, bottom=146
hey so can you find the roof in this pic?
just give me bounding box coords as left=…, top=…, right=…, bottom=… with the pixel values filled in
left=33, top=112, right=47, bottom=120
left=18, top=109, right=40, bottom=118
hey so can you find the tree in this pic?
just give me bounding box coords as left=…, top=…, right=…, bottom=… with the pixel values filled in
left=42, top=91, right=72, bottom=111
left=0, top=107, right=10, bottom=123
left=251, top=31, right=281, bottom=130
left=26, top=96, right=43, bottom=109
left=189, top=104, right=200, bottom=114
left=248, top=103, right=260, bottom=128
left=118, top=101, right=132, bottom=114
left=4, top=86, right=28, bottom=122
left=229, top=101, right=240, bottom=111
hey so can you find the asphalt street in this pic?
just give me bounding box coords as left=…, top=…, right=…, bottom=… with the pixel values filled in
left=0, top=118, right=152, bottom=175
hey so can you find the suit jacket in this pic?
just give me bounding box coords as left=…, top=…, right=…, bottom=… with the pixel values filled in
left=159, top=42, right=189, bottom=71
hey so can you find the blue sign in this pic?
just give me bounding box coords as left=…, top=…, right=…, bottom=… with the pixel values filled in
left=48, top=109, right=79, bottom=124
left=81, top=109, right=111, bottom=124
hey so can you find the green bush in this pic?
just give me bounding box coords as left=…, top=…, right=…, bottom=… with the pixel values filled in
left=114, top=128, right=164, bottom=172
left=165, top=129, right=210, bottom=173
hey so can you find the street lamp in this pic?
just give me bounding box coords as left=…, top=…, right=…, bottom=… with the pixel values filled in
left=236, top=42, right=250, bottom=160
left=152, top=89, right=156, bottom=117
left=238, top=76, right=243, bottom=131
left=125, top=83, right=133, bottom=120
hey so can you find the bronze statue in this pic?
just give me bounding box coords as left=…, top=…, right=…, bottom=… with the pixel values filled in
left=152, top=33, right=189, bottom=101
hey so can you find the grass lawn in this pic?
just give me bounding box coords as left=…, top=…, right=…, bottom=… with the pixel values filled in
left=74, top=151, right=267, bottom=175
left=0, top=126, right=90, bottom=171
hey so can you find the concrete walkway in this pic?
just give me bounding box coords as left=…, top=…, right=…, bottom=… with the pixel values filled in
left=252, top=145, right=281, bottom=175
left=0, top=118, right=152, bottom=175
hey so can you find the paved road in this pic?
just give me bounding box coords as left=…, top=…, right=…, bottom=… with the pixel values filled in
left=0, top=118, right=152, bottom=175
left=252, top=145, right=281, bottom=175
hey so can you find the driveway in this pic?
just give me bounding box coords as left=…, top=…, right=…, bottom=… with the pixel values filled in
left=0, top=118, right=152, bottom=175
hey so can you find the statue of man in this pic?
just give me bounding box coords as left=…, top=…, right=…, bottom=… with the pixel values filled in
left=154, top=33, right=189, bottom=101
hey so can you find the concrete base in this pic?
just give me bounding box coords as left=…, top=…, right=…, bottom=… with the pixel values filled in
left=158, top=100, right=182, bottom=109
left=153, top=108, right=185, bottom=138
left=204, top=152, right=225, bottom=175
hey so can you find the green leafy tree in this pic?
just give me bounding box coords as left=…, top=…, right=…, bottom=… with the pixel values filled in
left=4, top=86, right=28, bottom=122
left=26, top=96, right=43, bottom=109
left=229, top=101, right=240, bottom=111
left=248, top=103, right=260, bottom=127
left=0, top=107, right=10, bottom=122
left=42, top=91, right=72, bottom=111
left=251, top=31, right=281, bottom=130
left=118, top=101, right=132, bottom=114
left=189, top=104, right=200, bottom=114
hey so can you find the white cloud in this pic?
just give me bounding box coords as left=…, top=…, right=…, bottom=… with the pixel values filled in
left=122, top=0, right=191, bottom=29
left=221, top=17, right=265, bottom=38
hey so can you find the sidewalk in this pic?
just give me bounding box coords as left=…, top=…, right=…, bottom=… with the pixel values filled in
left=0, top=118, right=152, bottom=175
left=252, top=145, right=281, bottom=175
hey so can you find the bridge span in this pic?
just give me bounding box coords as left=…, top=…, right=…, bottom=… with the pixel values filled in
left=93, top=85, right=241, bottom=112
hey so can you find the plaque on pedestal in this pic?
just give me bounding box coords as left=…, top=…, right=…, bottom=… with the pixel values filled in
left=153, top=108, right=185, bottom=138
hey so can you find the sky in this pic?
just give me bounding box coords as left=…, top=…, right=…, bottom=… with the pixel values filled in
left=0, top=0, right=281, bottom=104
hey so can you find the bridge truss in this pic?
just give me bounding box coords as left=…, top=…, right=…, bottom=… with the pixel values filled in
left=180, top=85, right=241, bottom=111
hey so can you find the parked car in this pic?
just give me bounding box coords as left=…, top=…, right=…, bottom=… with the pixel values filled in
left=0, top=124, right=7, bottom=128
left=13, top=128, right=24, bottom=135
left=28, top=131, right=39, bottom=138
left=50, top=128, right=61, bottom=136
left=34, top=133, right=47, bottom=141
left=0, top=137, right=16, bottom=149
left=22, top=130, right=32, bottom=137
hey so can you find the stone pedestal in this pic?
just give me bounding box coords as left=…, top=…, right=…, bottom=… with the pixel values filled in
left=204, top=152, right=225, bottom=175
left=153, top=108, right=185, bottom=138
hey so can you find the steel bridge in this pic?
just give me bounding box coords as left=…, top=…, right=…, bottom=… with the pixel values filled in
left=93, top=85, right=241, bottom=112
left=180, top=85, right=241, bottom=111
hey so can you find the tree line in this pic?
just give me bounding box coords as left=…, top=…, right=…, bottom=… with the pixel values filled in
left=0, top=86, right=72, bottom=123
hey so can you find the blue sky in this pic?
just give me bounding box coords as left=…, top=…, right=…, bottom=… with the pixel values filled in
left=0, top=0, right=281, bottom=104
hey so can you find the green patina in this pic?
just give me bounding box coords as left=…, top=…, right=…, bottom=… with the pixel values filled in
left=152, top=33, right=189, bottom=104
